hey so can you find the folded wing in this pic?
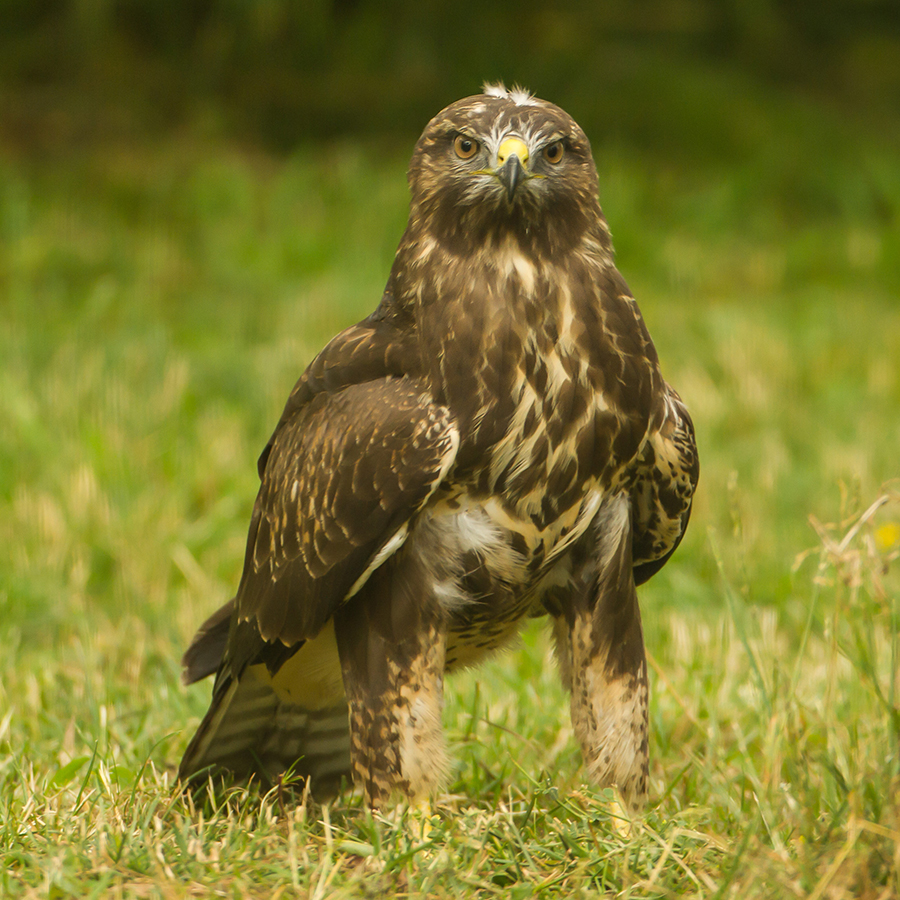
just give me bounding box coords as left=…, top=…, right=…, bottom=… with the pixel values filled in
left=179, top=308, right=460, bottom=787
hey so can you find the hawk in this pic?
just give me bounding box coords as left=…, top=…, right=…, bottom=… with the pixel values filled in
left=178, top=83, right=698, bottom=809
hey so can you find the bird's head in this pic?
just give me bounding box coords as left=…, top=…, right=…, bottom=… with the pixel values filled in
left=406, top=83, right=607, bottom=257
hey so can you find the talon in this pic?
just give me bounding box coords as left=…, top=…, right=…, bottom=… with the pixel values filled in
left=607, top=793, right=634, bottom=839
left=410, top=798, right=437, bottom=842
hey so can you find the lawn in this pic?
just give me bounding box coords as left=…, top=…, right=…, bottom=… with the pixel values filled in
left=1, top=76, right=899, bottom=897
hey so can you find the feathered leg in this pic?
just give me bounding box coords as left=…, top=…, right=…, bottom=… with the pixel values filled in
left=553, top=492, right=649, bottom=809
left=333, top=557, right=449, bottom=807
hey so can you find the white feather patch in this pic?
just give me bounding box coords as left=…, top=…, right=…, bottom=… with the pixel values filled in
left=591, top=492, right=631, bottom=573
left=482, top=82, right=538, bottom=106
left=345, top=523, right=409, bottom=599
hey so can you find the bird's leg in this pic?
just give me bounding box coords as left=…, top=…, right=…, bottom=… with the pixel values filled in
left=334, top=561, right=449, bottom=808
left=343, top=628, right=448, bottom=807
left=553, top=493, right=649, bottom=810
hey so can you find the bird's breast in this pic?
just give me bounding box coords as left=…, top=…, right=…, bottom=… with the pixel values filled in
left=475, top=328, right=624, bottom=533
left=414, top=239, right=653, bottom=520
left=408, top=487, right=604, bottom=669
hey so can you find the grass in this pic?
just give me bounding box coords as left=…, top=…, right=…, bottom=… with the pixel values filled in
left=2, top=75, right=900, bottom=897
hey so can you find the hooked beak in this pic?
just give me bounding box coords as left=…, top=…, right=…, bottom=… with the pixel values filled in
left=496, top=137, right=530, bottom=201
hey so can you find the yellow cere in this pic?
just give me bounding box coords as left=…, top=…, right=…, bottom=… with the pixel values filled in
left=496, top=137, right=530, bottom=168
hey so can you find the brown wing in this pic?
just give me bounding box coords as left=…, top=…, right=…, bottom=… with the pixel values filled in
left=234, top=376, right=458, bottom=652
left=179, top=374, right=458, bottom=786
left=182, top=597, right=235, bottom=684
left=630, top=385, right=699, bottom=585
left=181, top=284, right=425, bottom=676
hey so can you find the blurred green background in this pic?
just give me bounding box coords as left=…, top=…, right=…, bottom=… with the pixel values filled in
left=2, top=0, right=899, bottom=633
left=2, top=4, right=900, bottom=894
left=2, top=0, right=899, bottom=637
left=1, top=1, right=899, bottom=151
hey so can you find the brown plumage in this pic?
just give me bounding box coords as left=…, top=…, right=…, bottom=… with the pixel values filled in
left=178, top=83, right=699, bottom=808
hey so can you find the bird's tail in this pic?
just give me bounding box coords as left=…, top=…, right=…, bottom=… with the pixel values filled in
left=179, top=604, right=352, bottom=794
left=179, top=671, right=352, bottom=792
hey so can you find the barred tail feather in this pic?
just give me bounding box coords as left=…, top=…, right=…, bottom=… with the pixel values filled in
left=179, top=669, right=351, bottom=793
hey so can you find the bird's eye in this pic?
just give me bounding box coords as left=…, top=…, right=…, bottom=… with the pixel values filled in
left=453, top=135, right=479, bottom=160
left=543, top=141, right=565, bottom=164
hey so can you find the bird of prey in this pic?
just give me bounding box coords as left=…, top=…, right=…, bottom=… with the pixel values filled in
left=179, top=83, right=698, bottom=810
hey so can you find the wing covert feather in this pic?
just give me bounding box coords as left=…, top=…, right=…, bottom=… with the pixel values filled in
left=237, top=377, right=457, bottom=646
left=630, top=386, right=698, bottom=585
